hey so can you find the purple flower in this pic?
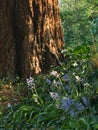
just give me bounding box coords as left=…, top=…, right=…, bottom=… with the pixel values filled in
left=26, top=77, right=35, bottom=89
left=52, top=80, right=61, bottom=86
left=75, top=103, right=84, bottom=111
left=61, top=99, right=69, bottom=112
left=50, top=92, right=59, bottom=100
left=64, top=85, right=70, bottom=92
left=59, top=96, right=86, bottom=118
left=61, top=97, right=74, bottom=112
left=82, top=96, right=88, bottom=106
left=50, top=70, right=59, bottom=77
left=70, top=110, right=77, bottom=117
left=63, top=74, right=69, bottom=82
left=46, top=79, right=51, bottom=85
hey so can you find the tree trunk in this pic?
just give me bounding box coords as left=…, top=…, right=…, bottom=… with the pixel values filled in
left=0, top=0, right=64, bottom=78
left=0, top=0, right=16, bottom=77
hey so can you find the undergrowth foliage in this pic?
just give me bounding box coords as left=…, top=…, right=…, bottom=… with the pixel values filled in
left=0, top=43, right=98, bottom=129
left=0, top=0, right=98, bottom=129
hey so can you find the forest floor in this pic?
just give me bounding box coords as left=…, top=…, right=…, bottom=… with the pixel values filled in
left=0, top=84, right=26, bottom=110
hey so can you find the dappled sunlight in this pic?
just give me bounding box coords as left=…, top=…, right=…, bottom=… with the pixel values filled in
left=31, top=55, right=41, bottom=74
left=0, top=0, right=98, bottom=129
left=28, top=33, right=34, bottom=42
left=0, top=0, right=64, bottom=78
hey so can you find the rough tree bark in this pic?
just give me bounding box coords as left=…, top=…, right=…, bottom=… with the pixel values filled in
left=0, top=1, right=16, bottom=77
left=0, top=0, right=64, bottom=78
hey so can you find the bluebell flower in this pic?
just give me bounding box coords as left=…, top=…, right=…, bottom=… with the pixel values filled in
left=26, top=77, right=35, bottom=89
left=50, top=92, right=59, bottom=100
left=46, top=78, right=51, bottom=85
left=64, top=84, right=70, bottom=93
left=82, top=96, right=88, bottom=106
left=52, top=80, right=61, bottom=86
left=70, top=110, right=77, bottom=117
left=61, top=99, right=69, bottom=112
left=50, top=70, right=59, bottom=77
left=66, top=97, right=74, bottom=106
left=75, top=76, right=81, bottom=82
left=75, top=103, right=84, bottom=111
left=63, top=74, right=69, bottom=82
left=61, top=97, right=74, bottom=112
left=59, top=96, right=86, bottom=118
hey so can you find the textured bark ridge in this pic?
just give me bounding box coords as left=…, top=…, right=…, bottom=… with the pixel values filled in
left=0, top=1, right=16, bottom=77
left=0, top=0, right=64, bottom=78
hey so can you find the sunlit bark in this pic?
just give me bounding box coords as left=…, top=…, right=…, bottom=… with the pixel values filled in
left=0, top=0, right=64, bottom=78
